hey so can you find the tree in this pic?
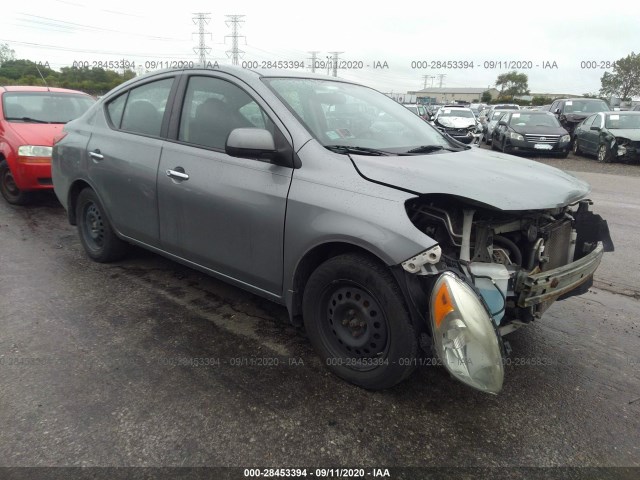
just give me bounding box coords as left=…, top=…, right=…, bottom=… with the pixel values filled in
left=599, top=52, right=640, bottom=101
left=495, top=71, right=529, bottom=99
left=481, top=90, right=492, bottom=102
left=0, top=43, right=15, bottom=66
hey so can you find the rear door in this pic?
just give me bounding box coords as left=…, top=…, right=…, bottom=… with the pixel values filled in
left=87, top=76, right=177, bottom=246
left=157, top=74, right=293, bottom=296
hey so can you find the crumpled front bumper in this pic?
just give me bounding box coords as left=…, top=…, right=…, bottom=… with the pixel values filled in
left=517, top=242, right=604, bottom=308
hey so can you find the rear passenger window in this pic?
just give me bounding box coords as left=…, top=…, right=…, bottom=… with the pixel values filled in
left=106, top=93, right=127, bottom=128
left=119, top=78, right=174, bottom=137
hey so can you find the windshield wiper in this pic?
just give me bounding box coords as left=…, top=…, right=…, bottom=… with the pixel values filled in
left=4, top=116, right=51, bottom=124
left=406, top=145, right=465, bottom=154
left=324, top=145, right=395, bottom=156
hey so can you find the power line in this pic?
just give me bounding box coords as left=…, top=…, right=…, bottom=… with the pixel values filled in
left=192, top=13, right=212, bottom=65
left=225, top=15, right=246, bottom=66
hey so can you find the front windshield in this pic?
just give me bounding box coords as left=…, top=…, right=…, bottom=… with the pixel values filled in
left=605, top=113, right=640, bottom=129
left=564, top=100, right=609, bottom=114
left=264, top=78, right=455, bottom=152
left=508, top=113, right=560, bottom=127
left=3, top=92, right=95, bottom=123
left=438, top=109, right=474, bottom=118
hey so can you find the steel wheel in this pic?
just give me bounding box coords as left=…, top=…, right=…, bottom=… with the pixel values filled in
left=303, top=253, right=417, bottom=389
left=0, top=160, right=31, bottom=205
left=322, top=283, right=389, bottom=369
left=76, top=188, right=128, bottom=262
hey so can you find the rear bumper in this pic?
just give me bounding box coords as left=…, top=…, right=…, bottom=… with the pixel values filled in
left=517, top=242, right=604, bottom=308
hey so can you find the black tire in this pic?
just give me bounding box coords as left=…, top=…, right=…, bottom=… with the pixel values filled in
left=490, top=135, right=498, bottom=150
left=501, top=138, right=511, bottom=154
left=597, top=144, right=613, bottom=163
left=302, top=253, right=417, bottom=390
left=572, top=138, right=582, bottom=156
left=0, top=160, right=31, bottom=205
left=76, top=188, right=128, bottom=262
left=557, top=150, right=569, bottom=158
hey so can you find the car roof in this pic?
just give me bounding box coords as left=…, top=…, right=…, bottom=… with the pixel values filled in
left=0, top=85, right=90, bottom=95
left=603, top=111, right=640, bottom=115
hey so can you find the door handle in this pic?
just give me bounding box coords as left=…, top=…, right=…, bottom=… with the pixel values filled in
left=166, top=168, right=189, bottom=181
left=89, top=150, right=104, bottom=160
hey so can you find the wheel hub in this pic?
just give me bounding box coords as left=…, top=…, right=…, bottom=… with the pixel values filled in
left=325, top=285, right=388, bottom=357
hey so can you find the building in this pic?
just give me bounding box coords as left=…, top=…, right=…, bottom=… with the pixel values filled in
left=407, top=87, right=500, bottom=104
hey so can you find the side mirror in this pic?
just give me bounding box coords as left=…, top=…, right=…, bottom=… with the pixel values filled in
left=590, top=125, right=601, bottom=131
left=554, top=108, right=561, bottom=114
left=226, top=128, right=277, bottom=160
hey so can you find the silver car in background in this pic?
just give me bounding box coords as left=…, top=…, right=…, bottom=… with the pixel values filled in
left=52, top=67, right=613, bottom=394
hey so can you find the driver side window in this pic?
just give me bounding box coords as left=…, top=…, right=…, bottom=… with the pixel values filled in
left=178, top=76, right=274, bottom=151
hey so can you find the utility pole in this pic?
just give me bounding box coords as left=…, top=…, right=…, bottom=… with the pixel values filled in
left=308, top=51, right=320, bottom=73
left=192, top=13, right=212, bottom=66
left=328, top=51, right=343, bottom=77
left=422, top=75, right=435, bottom=89
left=225, top=15, right=246, bottom=66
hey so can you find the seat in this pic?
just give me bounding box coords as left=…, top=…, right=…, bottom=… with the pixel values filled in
left=121, top=100, right=162, bottom=136
left=189, top=98, right=240, bottom=150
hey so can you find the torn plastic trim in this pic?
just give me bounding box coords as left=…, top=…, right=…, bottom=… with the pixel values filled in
left=401, top=245, right=442, bottom=274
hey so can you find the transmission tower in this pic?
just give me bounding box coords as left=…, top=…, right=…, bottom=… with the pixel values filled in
left=225, top=15, right=246, bottom=66
left=308, top=51, right=320, bottom=73
left=192, top=13, right=212, bottom=65
left=437, top=73, right=447, bottom=88
left=328, top=51, right=343, bottom=77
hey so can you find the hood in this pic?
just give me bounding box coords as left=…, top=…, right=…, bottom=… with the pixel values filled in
left=511, top=125, right=568, bottom=136
left=609, top=128, right=640, bottom=142
left=436, top=116, right=475, bottom=129
left=5, top=122, right=65, bottom=146
left=563, top=113, right=589, bottom=123
left=350, top=148, right=590, bottom=211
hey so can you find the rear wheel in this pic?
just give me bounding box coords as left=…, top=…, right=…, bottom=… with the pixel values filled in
left=0, top=160, right=31, bottom=205
left=303, top=253, right=417, bottom=390
left=76, top=188, right=128, bottom=262
left=597, top=144, right=613, bottom=163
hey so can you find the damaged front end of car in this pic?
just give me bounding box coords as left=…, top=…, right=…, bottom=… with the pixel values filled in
left=610, top=136, right=640, bottom=162
left=400, top=194, right=614, bottom=394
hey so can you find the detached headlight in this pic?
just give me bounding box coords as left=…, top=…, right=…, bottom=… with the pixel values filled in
left=17, top=145, right=53, bottom=158
left=508, top=132, right=524, bottom=141
left=430, top=272, right=504, bottom=393
left=560, top=134, right=570, bottom=143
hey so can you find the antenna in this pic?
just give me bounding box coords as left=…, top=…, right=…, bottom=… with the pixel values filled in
left=34, top=63, right=50, bottom=91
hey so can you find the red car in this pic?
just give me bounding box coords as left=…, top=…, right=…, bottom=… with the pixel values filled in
left=0, top=86, right=95, bottom=204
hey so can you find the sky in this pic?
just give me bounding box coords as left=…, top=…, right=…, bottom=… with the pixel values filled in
left=2, top=0, right=639, bottom=96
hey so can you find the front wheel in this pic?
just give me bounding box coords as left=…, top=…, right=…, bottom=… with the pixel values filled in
left=76, top=188, right=128, bottom=262
left=303, top=254, right=417, bottom=390
left=573, top=138, right=582, bottom=156
left=597, top=144, right=613, bottom=163
left=0, top=160, right=31, bottom=205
